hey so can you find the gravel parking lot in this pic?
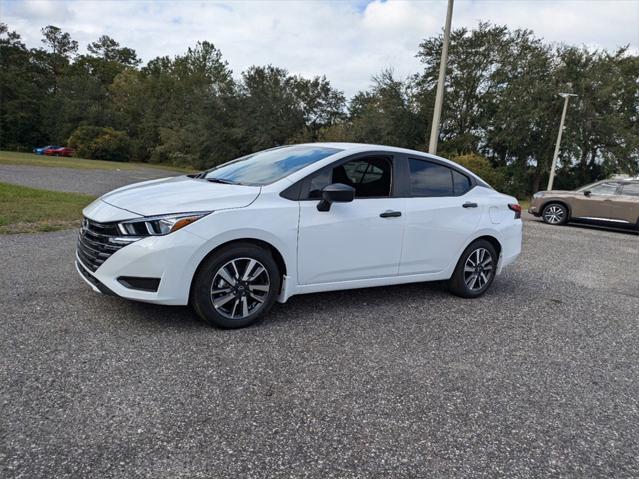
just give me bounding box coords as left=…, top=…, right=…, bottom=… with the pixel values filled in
left=1, top=191, right=638, bottom=477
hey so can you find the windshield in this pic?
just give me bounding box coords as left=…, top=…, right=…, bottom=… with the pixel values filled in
left=202, top=145, right=341, bottom=186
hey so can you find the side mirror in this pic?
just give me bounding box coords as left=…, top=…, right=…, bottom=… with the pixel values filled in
left=584, top=190, right=591, bottom=197
left=317, top=183, right=355, bottom=211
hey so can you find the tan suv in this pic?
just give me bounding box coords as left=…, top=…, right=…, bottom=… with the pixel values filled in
left=528, top=179, right=639, bottom=230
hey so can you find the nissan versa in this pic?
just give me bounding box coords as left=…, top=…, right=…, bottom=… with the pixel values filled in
left=76, top=144, right=523, bottom=328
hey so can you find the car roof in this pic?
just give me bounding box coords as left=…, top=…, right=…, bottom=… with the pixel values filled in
left=297, top=142, right=442, bottom=157
left=292, top=142, right=473, bottom=172
left=605, top=179, right=639, bottom=184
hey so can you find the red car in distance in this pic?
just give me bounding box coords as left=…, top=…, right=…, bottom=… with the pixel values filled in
left=44, top=146, right=75, bottom=157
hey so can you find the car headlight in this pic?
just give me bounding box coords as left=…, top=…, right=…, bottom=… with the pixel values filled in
left=116, top=212, right=211, bottom=236
left=532, top=192, right=544, bottom=198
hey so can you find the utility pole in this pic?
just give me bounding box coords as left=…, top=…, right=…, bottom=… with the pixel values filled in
left=428, top=0, right=454, bottom=155
left=547, top=93, right=577, bottom=190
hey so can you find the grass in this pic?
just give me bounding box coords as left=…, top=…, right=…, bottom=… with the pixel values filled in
left=0, top=150, right=195, bottom=173
left=0, top=182, right=96, bottom=234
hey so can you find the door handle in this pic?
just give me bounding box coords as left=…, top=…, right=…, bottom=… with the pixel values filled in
left=462, top=202, right=478, bottom=208
left=380, top=210, right=402, bottom=218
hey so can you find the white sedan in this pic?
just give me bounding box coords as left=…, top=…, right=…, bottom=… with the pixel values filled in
left=76, top=143, right=522, bottom=328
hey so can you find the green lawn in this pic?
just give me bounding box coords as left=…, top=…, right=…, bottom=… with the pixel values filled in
left=0, top=182, right=96, bottom=234
left=0, top=150, right=194, bottom=173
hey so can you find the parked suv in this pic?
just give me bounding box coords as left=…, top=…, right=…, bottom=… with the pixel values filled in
left=76, top=143, right=522, bottom=328
left=529, top=179, right=639, bottom=230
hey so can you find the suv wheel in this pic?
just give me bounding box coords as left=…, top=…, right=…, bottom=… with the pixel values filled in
left=192, top=243, right=281, bottom=328
left=448, top=239, right=497, bottom=298
left=542, top=203, right=568, bottom=225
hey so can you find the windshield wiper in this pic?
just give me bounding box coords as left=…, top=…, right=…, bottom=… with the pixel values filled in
left=206, top=177, right=238, bottom=185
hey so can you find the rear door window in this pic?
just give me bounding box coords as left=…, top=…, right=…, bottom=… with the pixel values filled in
left=409, top=159, right=461, bottom=197
left=620, top=183, right=639, bottom=197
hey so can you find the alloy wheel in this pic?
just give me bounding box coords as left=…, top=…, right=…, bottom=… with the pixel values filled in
left=463, top=248, right=494, bottom=292
left=210, top=257, right=270, bottom=320
left=543, top=205, right=565, bottom=224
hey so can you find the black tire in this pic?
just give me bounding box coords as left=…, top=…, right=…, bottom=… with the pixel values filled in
left=191, top=243, right=281, bottom=328
left=448, top=239, right=498, bottom=298
left=541, top=202, right=568, bottom=225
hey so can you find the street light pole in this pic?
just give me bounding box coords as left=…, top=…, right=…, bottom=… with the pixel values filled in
left=428, top=0, right=454, bottom=155
left=547, top=93, right=577, bottom=190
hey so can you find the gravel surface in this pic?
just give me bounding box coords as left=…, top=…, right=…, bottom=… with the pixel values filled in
left=0, top=164, right=178, bottom=195
left=1, top=218, right=638, bottom=478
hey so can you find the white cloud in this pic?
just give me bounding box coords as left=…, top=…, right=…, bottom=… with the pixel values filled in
left=1, top=0, right=637, bottom=97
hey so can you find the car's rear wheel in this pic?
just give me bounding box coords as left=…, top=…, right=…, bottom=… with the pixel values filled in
left=448, top=239, right=497, bottom=298
left=191, top=243, right=280, bottom=328
left=541, top=203, right=568, bottom=225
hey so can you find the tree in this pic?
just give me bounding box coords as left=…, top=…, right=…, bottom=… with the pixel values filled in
left=1, top=21, right=636, bottom=193
left=0, top=24, right=50, bottom=149
left=238, top=65, right=305, bottom=151
left=323, top=69, right=424, bottom=149
left=87, top=35, right=140, bottom=66
left=291, top=75, right=346, bottom=141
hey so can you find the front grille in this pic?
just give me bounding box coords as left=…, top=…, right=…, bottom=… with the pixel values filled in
left=76, top=218, right=126, bottom=272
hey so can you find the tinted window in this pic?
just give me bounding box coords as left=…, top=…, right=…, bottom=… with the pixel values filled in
left=621, top=183, right=639, bottom=197
left=452, top=170, right=472, bottom=195
left=203, top=145, right=341, bottom=186
left=409, top=159, right=454, bottom=197
left=308, top=156, right=392, bottom=199
left=588, top=182, right=618, bottom=196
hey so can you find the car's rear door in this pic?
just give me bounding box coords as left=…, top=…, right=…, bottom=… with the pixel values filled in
left=609, top=182, right=639, bottom=225
left=297, top=153, right=406, bottom=285
left=398, top=157, right=482, bottom=275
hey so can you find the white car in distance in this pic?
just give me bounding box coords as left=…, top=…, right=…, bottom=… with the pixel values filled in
left=76, top=143, right=522, bottom=328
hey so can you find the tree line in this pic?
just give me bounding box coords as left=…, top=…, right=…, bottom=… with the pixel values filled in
left=1, top=22, right=637, bottom=197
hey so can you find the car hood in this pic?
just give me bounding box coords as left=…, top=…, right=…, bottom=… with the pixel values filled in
left=100, top=175, right=261, bottom=216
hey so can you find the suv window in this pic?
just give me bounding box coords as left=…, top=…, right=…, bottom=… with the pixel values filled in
left=620, top=183, right=639, bottom=197
left=308, top=156, right=392, bottom=199
left=588, top=182, right=618, bottom=196
left=409, top=159, right=470, bottom=197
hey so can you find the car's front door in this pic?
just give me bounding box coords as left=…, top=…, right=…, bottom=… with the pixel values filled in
left=399, top=158, right=482, bottom=275
left=571, top=182, right=618, bottom=219
left=297, top=154, right=405, bottom=285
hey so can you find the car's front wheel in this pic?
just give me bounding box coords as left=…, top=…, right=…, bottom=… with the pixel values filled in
left=541, top=203, right=568, bottom=225
left=448, top=239, right=497, bottom=298
left=191, top=243, right=281, bottom=328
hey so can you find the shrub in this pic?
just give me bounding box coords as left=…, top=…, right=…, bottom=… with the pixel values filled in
left=451, top=153, right=508, bottom=192
left=68, top=126, right=131, bottom=162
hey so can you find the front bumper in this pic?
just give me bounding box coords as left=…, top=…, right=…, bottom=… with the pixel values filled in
left=528, top=205, right=541, bottom=216
left=75, top=227, right=208, bottom=305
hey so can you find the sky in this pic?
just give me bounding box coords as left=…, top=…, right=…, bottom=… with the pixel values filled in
left=2, top=0, right=638, bottom=97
